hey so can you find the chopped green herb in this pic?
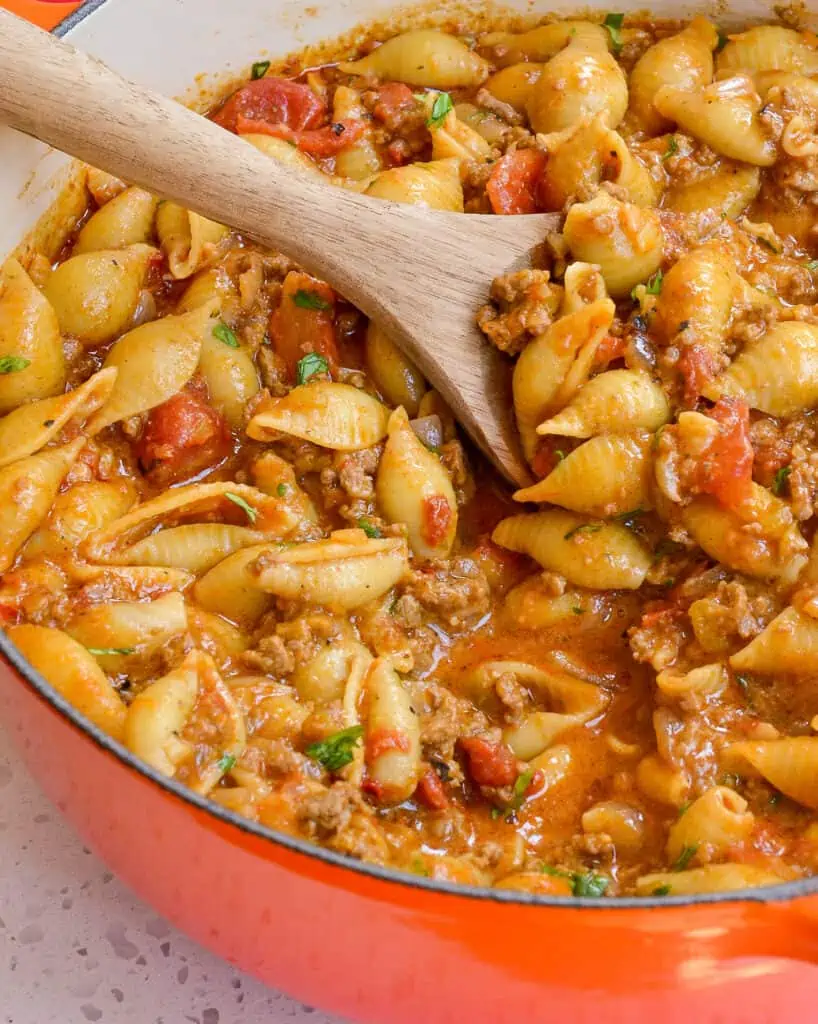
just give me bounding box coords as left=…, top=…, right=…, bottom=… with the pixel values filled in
left=673, top=844, right=698, bottom=871
left=652, top=884, right=672, bottom=896
left=715, top=28, right=729, bottom=51
left=572, top=871, right=609, bottom=898
left=662, top=578, right=676, bottom=588
left=540, top=864, right=572, bottom=878
left=508, top=769, right=534, bottom=812
left=555, top=449, right=566, bottom=462
left=677, top=802, right=690, bottom=818
left=678, top=320, right=690, bottom=332
left=564, top=522, right=603, bottom=540
left=86, top=646, right=136, bottom=656
left=612, top=508, right=645, bottom=531
left=490, top=806, right=504, bottom=820
left=603, top=13, right=624, bottom=54
left=756, top=235, right=781, bottom=254
left=276, top=482, right=289, bottom=497
left=410, top=855, right=430, bottom=877
left=213, top=322, right=239, bottom=348
left=427, top=91, right=454, bottom=127
left=645, top=269, right=663, bottom=295
left=0, top=355, right=31, bottom=374
left=357, top=517, right=382, bottom=539
left=663, top=135, right=679, bottom=161
left=653, top=538, right=684, bottom=562
left=293, top=289, right=332, bottom=311
left=772, top=465, right=791, bottom=496
left=306, top=725, right=364, bottom=771
left=571, top=606, right=585, bottom=615
left=251, top=59, right=271, bottom=80
left=225, top=491, right=258, bottom=524
left=805, top=260, right=818, bottom=271
left=217, top=753, right=236, bottom=774
left=295, top=351, right=330, bottom=385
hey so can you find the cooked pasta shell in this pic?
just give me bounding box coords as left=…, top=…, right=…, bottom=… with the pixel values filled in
left=293, top=637, right=372, bottom=704
left=250, top=451, right=319, bottom=525
left=375, top=407, right=457, bottom=559
left=8, top=624, right=126, bottom=741
left=338, top=30, right=489, bottom=88
left=655, top=662, right=726, bottom=700
left=663, top=165, right=761, bottom=220
left=41, top=244, right=157, bottom=345
left=514, top=433, right=653, bottom=516
left=365, top=322, right=426, bottom=417
left=635, top=864, right=785, bottom=896
left=364, top=658, right=421, bottom=804
left=480, top=21, right=608, bottom=66
left=492, top=510, right=651, bottom=589
left=703, top=322, right=818, bottom=417
left=537, top=370, right=670, bottom=439
left=654, top=76, right=776, bottom=167
left=86, top=167, right=127, bottom=206
left=725, top=737, right=818, bottom=809
left=23, top=478, right=137, bottom=562
left=86, top=300, right=217, bottom=432
left=247, top=382, right=389, bottom=451
left=83, top=480, right=290, bottom=564
left=365, top=158, right=464, bottom=212
left=66, top=592, right=188, bottom=673
left=730, top=606, right=818, bottom=674
left=0, top=259, right=65, bottom=415
left=156, top=202, right=229, bottom=280
left=118, top=523, right=266, bottom=574
left=682, top=483, right=807, bottom=582
left=333, top=85, right=382, bottom=180
left=628, top=17, right=718, bottom=135
left=0, top=438, right=84, bottom=572
left=502, top=576, right=610, bottom=629
left=717, top=25, right=818, bottom=76
left=252, top=529, right=409, bottom=610
left=526, top=38, right=628, bottom=134
left=70, top=564, right=195, bottom=594
left=636, top=753, right=688, bottom=807
left=484, top=62, right=545, bottom=112
left=176, top=266, right=238, bottom=315
left=513, top=295, right=615, bottom=460
left=74, top=186, right=159, bottom=254
left=193, top=543, right=275, bottom=624
left=198, top=327, right=259, bottom=429
left=653, top=245, right=737, bottom=354
left=0, top=367, right=116, bottom=467
left=241, top=133, right=329, bottom=180
left=666, top=786, right=753, bottom=863
left=563, top=193, right=664, bottom=298
left=425, top=95, right=492, bottom=172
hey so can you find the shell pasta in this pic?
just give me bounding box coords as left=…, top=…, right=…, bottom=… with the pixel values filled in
left=5, top=10, right=818, bottom=900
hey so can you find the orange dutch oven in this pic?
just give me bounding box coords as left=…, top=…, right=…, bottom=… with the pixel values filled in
left=2, top=1, right=818, bottom=1021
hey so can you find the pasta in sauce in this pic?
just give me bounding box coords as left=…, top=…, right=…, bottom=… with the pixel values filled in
left=6, top=14, right=818, bottom=898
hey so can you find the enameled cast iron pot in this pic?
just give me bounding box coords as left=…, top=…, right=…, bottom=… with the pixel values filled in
left=3, top=1, right=818, bottom=1019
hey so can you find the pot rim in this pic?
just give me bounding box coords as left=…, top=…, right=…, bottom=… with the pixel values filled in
left=12, top=0, right=815, bottom=914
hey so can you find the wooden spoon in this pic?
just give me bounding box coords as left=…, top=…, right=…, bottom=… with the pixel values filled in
left=0, top=11, right=558, bottom=485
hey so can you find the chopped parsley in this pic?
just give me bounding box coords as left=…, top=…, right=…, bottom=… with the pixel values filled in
left=306, top=725, right=364, bottom=772
left=410, top=855, right=429, bottom=877
left=251, top=60, right=271, bottom=80
left=555, top=449, right=566, bottom=462
left=509, top=769, right=534, bottom=808
left=540, top=864, right=610, bottom=897
left=490, top=807, right=503, bottom=820
left=217, top=753, right=236, bottom=774
left=276, top=482, right=289, bottom=497
left=571, top=606, right=585, bottom=615
left=295, top=351, right=329, bottom=385
left=564, top=522, right=603, bottom=540
left=652, top=884, right=672, bottom=896
left=805, top=260, right=818, bottom=271
left=653, top=538, right=684, bottom=562
left=293, top=289, right=332, bottom=312
left=86, top=647, right=135, bottom=656
left=0, top=355, right=31, bottom=374
left=427, top=91, right=454, bottom=128
left=715, top=29, right=729, bottom=52
left=213, top=322, right=239, bottom=348
left=603, top=13, right=624, bottom=55
left=756, top=235, right=781, bottom=255
left=672, top=844, right=698, bottom=871
left=225, top=491, right=258, bottom=523
left=645, top=270, right=663, bottom=295
left=357, top=517, right=382, bottom=539
left=772, top=465, right=791, bottom=496
left=677, top=802, right=690, bottom=818
left=663, top=135, right=679, bottom=161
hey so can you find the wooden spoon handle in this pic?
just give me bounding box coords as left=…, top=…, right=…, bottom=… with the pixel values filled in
left=0, top=10, right=391, bottom=279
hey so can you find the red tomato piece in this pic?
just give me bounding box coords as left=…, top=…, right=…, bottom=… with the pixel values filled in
left=366, top=729, right=411, bottom=761
left=530, top=438, right=570, bottom=480
left=372, top=82, right=417, bottom=129
left=212, top=77, right=325, bottom=134
left=235, top=115, right=366, bottom=156
left=677, top=343, right=718, bottom=405
left=268, top=271, right=338, bottom=378
left=135, top=387, right=231, bottom=486
left=421, top=494, right=453, bottom=547
left=593, top=333, right=627, bottom=369
left=486, top=150, right=547, bottom=216
left=415, top=768, right=449, bottom=810
left=695, top=397, right=754, bottom=509
left=460, top=737, right=518, bottom=788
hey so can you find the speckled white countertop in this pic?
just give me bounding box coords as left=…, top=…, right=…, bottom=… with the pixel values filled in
left=0, top=724, right=342, bottom=1024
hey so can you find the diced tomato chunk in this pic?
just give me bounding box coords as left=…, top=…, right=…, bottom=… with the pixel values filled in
left=372, top=82, right=418, bottom=128
left=460, top=736, right=518, bottom=788
left=421, top=494, right=453, bottom=547
left=212, top=77, right=325, bottom=134
left=366, top=729, right=410, bottom=761
left=695, top=397, right=754, bottom=509
left=677, top=343, right=718, bottom=405
left=235, top=115, right=366, bottom=156
left=135, top=386, right=231, bottom=486
left=593, top=333, right=627, bottom=368
left=486, top=150, right=547, bottom=216
left=268, top=271, right=338, bottom=378
left=530, top=438, right=570, bottom=480
left=415, top=768, right=449, bottom=810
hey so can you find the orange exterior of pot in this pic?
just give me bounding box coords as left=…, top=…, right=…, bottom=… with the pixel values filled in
left=1, top=0, right=82, bottom=29
left=3, top=656, right=818, bottom=1023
